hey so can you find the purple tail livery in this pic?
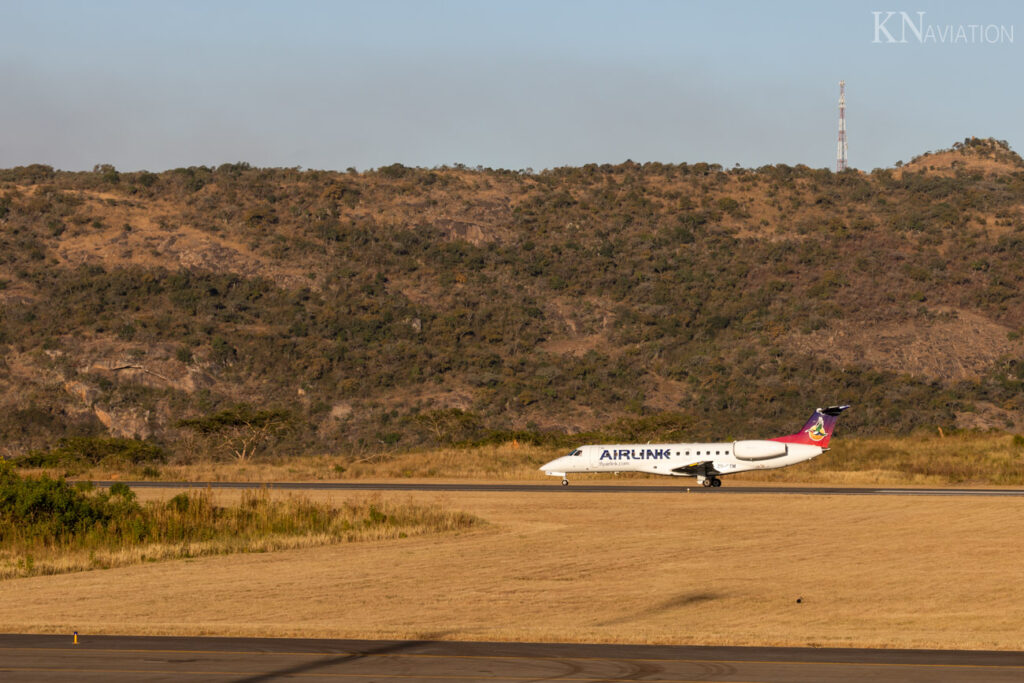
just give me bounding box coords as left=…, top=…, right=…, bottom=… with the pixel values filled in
left=771, top=405, right=850, bottom=449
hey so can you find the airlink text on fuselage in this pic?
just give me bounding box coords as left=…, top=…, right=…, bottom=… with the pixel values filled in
left=599, top=449, right=673, bottom=460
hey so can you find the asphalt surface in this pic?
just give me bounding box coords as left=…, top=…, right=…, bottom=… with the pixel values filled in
left=0, top=635, right=1021, bottom=682
left=88, top=480, right=1024, bottom=496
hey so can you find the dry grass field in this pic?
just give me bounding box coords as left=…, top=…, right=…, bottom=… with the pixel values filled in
left=1, top=486, right=1022, bottom=650
left=57, top=432, right=1024, bottom=487
left=0, top=487, right=480, bottom=580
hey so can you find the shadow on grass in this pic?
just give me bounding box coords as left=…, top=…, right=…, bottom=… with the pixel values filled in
left=598, top=592, right=723, bottom=627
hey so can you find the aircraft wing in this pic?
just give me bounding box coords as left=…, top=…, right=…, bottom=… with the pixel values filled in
left=671, top=461, right=720, bottom=477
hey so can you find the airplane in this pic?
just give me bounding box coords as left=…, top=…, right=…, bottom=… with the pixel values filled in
left=540, top=405, right=850, bottom=487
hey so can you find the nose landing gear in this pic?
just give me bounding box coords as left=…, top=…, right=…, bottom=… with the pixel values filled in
left=561, top=478, right=569, bottom=486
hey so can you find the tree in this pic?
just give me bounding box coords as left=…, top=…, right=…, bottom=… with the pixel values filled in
left=93, top=163, right=120, bottom=184
left=413, top=408, right=483, bottom=444
left=177, top=406, right=292, bottom=462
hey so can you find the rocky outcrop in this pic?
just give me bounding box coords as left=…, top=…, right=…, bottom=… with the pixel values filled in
left=93, top=406, right=153, bottom=440
left=79, top=359, right=213, bottom=393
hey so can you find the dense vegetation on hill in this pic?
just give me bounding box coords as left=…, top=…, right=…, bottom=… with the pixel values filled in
left=1, top=137, right=1023, bottom=461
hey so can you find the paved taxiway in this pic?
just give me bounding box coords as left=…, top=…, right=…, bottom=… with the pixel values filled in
left=90, top=480, right=1024, bottom=496
left=1, top=635, right=1021, bottom=682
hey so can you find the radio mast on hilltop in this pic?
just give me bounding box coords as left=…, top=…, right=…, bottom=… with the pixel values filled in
left=836, top=80, right=848, bottom=172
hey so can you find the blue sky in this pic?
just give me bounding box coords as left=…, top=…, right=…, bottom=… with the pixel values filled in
left=1, top=1, right=1021, bottom=172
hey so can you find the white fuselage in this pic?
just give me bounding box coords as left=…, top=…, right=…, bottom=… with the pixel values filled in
left=540, top=440, right=823, bottom=480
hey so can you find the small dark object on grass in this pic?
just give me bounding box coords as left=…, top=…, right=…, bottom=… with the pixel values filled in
left=796, top=598, right=802, bottom=604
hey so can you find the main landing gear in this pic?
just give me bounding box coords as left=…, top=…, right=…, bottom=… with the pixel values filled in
left=701, top=477, right=722, bottom=488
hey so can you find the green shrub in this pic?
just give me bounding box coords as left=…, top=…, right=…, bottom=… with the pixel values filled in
left=19, top=437, right=167, bottom=468
left=0, top=463, right=141, bottom=544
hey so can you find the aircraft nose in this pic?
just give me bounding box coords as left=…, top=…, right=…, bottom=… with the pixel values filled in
left=539, top=457, right=565, bottom=471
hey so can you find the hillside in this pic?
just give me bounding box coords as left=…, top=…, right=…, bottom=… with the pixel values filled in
left=2, top=137, right=1024, bottom=460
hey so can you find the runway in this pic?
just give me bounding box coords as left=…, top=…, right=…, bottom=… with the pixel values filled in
left=88, top=480, right=1024, bottom=496
left=1, top=635, right=1021, bottom=682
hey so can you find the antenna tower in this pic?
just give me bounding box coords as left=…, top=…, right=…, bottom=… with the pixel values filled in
left=836, top=80, right=848, bottom=172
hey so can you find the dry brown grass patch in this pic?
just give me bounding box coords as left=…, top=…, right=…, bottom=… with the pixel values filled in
left=1, top=489, right=1022, bottom=650
left=0, top=487, right=480, bottom=580
left=32, top=432, right=1024, bottom=488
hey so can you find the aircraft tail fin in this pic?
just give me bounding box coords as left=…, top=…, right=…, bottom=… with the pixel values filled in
left=771, top=405, right=849, bottom=449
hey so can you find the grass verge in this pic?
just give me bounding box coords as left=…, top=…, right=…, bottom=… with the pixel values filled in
left=14, top=431, right=1024, bottom=487
left=2, top=490, right=1021, bottom=649
left=0, top=464, right=480, bottom=579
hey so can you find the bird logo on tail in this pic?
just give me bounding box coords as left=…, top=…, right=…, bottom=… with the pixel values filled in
left=807, top=416, right=828, bottom=442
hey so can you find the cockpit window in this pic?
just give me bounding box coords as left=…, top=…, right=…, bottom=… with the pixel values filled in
left=567, top=449, right=582, bottom=457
